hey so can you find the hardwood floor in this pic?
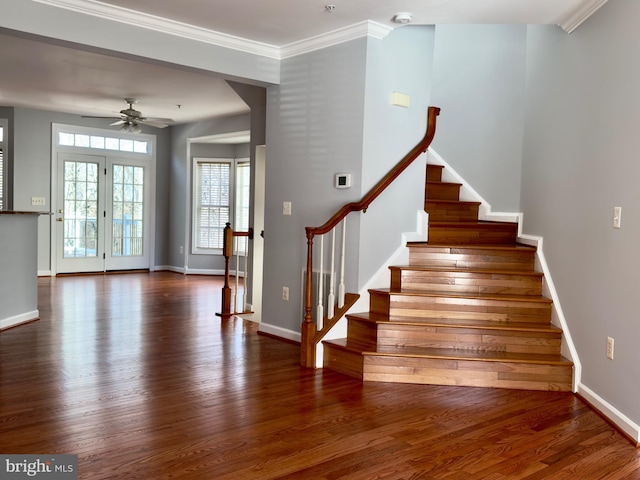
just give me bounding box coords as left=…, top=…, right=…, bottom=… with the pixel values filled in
left=1, top=272, right=638, bottom=479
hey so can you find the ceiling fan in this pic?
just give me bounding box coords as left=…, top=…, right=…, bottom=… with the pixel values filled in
left=83, top=98, right=174, bottom=133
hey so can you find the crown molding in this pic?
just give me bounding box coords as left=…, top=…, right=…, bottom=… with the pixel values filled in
left=559, top=0, right=610, bottom=33
left=33, top=0, right=282, bottom=59
left=280, top=21, right=394, bottom=59
left=34, top=0, right=393, bottom=61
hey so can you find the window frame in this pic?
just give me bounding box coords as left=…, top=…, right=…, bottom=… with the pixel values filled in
left=0, top=119, right=7, bottom=210
left=191, top=157, right=250, bottom=255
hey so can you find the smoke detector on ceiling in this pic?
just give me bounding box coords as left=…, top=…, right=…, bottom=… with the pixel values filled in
left=393, top=12, right=413, bottom=24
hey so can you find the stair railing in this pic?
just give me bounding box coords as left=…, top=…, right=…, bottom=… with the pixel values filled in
left=300, top=106, right=441, bottom=367
left=216, top=222, right=253, bottom=319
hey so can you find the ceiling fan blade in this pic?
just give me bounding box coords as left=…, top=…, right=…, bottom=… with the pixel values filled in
left=144, top=117, right=175, bottom=123
left=110, top=119, right=126, bottom=126
left=82, top=115, right=121, bottom=120
left=141, top=120, right=170, bottom=128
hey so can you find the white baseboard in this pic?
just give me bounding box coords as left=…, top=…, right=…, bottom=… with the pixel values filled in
left=518, top=234, right=581, bottom=392
left=38, top=270, right=53, bottom=277
left=427, top=148, right=521, bottom=223
left=1, top=310, right=39, bottom=331
left=185, top=268, right=225, bottom=276
left=258, top=323, right=301, bottom=343
left=154, top=265, right=185, bottom=274
left=578, top=383, right=640, bottom=443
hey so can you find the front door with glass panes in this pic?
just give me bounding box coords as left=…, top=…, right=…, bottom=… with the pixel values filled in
left=56, top=152, right=150, bottom=273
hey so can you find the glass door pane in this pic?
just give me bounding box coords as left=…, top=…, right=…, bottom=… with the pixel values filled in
left=63, top=160, right=99, bottom=259
left=105, top=158, right=149, bottom=271
left=56, top=153, right=105, bottom=274
left=111, top=164, right=144, bottom=258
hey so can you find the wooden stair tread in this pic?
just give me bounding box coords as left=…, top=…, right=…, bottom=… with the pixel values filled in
left=426, top=199, right=481, bottom=206
left=426, top=180, right=462, bottom=186
left=428, top=220, right=517, bottom=228
left=406, top=242, right=536, bottom=252
left=389, top=265, right=543, bottom=277
left=324, top=339, right=572, bottom=366
left=346, top=312, right=562, bottom=333
left=369, top=287, right=553, bottom=304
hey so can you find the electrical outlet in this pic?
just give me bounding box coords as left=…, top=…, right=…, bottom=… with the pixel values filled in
left=607, top=336, right=614, bottom=360
left=282, top=286, right=289, bottom=301
left=283, top=201, right=292, bottom=216
left=31, top=197, right=46, bottom=206
left=179, top=246, right=184, bottom=254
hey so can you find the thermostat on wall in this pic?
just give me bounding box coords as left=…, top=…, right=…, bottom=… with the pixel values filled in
left=335, top=173, right=351, bottom=189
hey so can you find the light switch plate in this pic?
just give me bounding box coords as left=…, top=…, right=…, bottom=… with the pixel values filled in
left=613, top=206, right=622, bottom=229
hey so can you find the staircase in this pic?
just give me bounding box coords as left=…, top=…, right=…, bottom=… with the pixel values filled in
left=323, top=163, right=573, bottom=391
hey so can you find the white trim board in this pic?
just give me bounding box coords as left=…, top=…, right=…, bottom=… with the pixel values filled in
left=578, top=383, right=640, bottom=444
left=34, top=0, right=393, bottom=60
left=258, top=323, right=301, bottom=343
left=426, top=149, right=521, bottom=224
left=1, top=310, right=39, bottom=331
left=518, top=234, right=581, bottom=392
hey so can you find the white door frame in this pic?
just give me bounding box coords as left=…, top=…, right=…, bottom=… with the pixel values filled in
left=50, top=124, right=156, bottom=275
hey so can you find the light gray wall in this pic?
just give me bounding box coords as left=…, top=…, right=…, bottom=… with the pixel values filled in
left=264, top=38, right=368, bottom=333
left=0, top=215, right=38, bottom=322
left=1, top=0, right=279, bottom=86
left=168, top=113, right=251, bottom=269
left=431, top=25, right=527, bottom=212
left=10, top=107, right=171, bottom=271
left=358, top=26, right=435, bottom=284
left=263, top=29, right=437, bottom=333
left=522, top=0, right=640, bottom=425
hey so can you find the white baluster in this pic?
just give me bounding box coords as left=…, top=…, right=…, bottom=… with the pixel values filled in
left=242, top=236, right=249, bottom=313
left=327, top=228, right=336, bottom=318
left=338, top=217, right=346, bottom=308
left=317, top=235, right=324, bottom=330
left=234, top=236, right=239, bottom=314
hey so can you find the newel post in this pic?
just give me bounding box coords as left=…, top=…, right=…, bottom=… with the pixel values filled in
left=216, top=222, right=234, bottom=319
left=300, top=228, right=316, bottom=367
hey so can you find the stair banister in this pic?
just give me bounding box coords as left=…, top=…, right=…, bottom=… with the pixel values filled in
left=301, top=106, right=441, bottom=368
left=216, top=222, right=253, bottom=319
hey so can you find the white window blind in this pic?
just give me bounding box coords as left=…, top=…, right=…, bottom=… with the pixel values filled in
left=235, top=161, right=250, bottom=253
left=194, top=161, right=230, bottom=251
left=0, top=124, right=4, bottom=210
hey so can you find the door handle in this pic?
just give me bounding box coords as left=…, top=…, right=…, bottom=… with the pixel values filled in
left=56, top=218, right=63, bottom=222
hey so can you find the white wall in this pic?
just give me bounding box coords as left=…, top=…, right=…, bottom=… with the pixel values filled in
left=263, top=38, right=369, bottom=334
left=431, top=25, right=527, bottom=212
left=358, top=26, right=436, bottom=286
left=523, top=0, right=640, bottom=435
left=262, top=28, right=437, bottom=336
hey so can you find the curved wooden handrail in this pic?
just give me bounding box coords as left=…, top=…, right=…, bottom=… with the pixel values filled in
left=306, top=106, right=440, bottom=239
left=300, top=106, right=441, bottom=368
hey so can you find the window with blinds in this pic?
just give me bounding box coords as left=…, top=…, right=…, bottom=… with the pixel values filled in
left=235, top=161, right=250, bottom=253
left=0, top=124, right=4, bottom=210
left=194, top=160, right=231, bottom=251
left=192, top=158, right=250, bottom=254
